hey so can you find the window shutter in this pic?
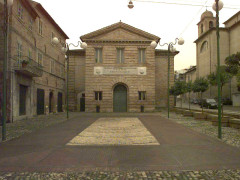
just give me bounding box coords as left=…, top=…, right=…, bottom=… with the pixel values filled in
left=138, top=49, right=141, bottom=63
left=100, top=49, right=103, bottom=63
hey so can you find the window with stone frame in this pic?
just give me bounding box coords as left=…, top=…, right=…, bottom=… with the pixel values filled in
left=138, top=91, right=146, bottom=100
left=37, top=52, right=43, bottom=66
left=95, top=91, right=102, bottom=101
left=95, top=48, right=103, bottom=63
left=117, top=48, right=124, bottom=63
left=17, top=42, right=23, bottom=61
left=209, top=21, right=214, bottom=29
left=138, top=48, right=146, bottom=63
left=50, top=59, right=55, bottom=74
left=28, top=48, right=32, bottom=60
left=18, top=3, right=23, bottom=19
left=29, top=17, right=33, bottom=31
left=201, top=24, right=203, bottom=33
left=38, top=19, right=43, bottom=35
left=51, top=32, right=55, bottom=44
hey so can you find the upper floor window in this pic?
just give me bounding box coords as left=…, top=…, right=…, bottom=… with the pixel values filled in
left=95, top=48, right=103, bottom=63
left=200, top=41, right=208, bottom=53
left=37, top=52, right=43, bottom=65
left=95, top=91, right=102, bottom=101
left=138, top=48, right=146, bottom=63
left=28, top=48, right=32, bottom=60
left=18, top=3, right=23, bottom=19
left=51, top=32, right=55, bottom=44
left=29, top=18, right=33, bottom=30
left=209, top=21, right=214, bottom=29
left=38, top=19, right=43, bottom=35
left=50, top=59, right=55, bottom=73
left=117, top=48, right=124, bottom=63
left=138, top=91, right=146, bottom=100
left=201, top=24, right=203, bottom=33
left=17, top=42, right=23, bottom=61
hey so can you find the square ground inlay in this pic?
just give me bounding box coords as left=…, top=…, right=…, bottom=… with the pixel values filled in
left=67, top=117, right=159, bottom=146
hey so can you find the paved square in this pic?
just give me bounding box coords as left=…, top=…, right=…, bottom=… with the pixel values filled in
left=67, top=117, right=160, bottom=146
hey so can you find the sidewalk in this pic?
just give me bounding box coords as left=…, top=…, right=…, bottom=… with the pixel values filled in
left=176, top=101, right=240, bottom=117
left=0, top=112, right=69, bottom=142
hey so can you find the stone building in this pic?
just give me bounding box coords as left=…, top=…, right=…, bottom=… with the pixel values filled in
left=194, top=10, right=240, bottom=105
left=0, top=0, right=68, bottom=121
left=68, top=22, right=178, bottom=112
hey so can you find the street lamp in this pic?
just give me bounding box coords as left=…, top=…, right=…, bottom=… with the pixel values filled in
left=151, top=38, right=184, bottom=118
left=213, top=0, right=224, bottom=139
left=128, top=0, right=134, bottom=9
left=52, top=37, right=87, bottom=119
left=2, top=0, right=13, bottom=141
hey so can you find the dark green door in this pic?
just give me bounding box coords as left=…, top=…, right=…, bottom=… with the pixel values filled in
left=19, top=85, right=27, bottom=116
left=37, top=89, right=45, bottom=115
left=113, top=85, right=127, bottom=112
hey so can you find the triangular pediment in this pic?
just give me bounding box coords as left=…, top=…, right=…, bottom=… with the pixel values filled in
left=80, top=22, right=160, bottom=42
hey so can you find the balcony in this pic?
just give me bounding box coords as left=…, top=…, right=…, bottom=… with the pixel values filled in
left=14, top=57, right=43, bottom=77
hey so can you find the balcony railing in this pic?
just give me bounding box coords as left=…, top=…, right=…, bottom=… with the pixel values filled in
left=13, top=56, right=43, bottom=77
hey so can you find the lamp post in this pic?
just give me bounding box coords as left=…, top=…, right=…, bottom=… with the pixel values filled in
left=151, top=38, right=184, bottom=118
left=2, top=0, right=13, bottom=141
left=52, top=37, right=87, bottom=119
left=212, top=0, right=224, bottom=139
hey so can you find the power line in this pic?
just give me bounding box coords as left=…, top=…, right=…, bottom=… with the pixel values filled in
left=178, top=0, right=209, bottom=37
left=133, top=0, right=240, bottom=9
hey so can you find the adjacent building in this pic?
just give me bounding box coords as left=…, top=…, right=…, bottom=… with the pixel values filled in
left=68, top=22, right=179, bottom=112
left=0, top=0, right=68, bottom=122
left=194, top=10, right=240, bottom=105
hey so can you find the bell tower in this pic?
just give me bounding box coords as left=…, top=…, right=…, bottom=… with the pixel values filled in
left=198, top=10, right=216, bottom=37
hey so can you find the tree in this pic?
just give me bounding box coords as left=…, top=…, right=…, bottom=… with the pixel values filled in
left=225, top=52, right=240, bottom=88
left=192, top=77, right=209, bottom=113
left=169, top=80, right=186, bottom=108
left=185, top=81, right=193, bottom=110
left=207, top=66, right=233, bottom=117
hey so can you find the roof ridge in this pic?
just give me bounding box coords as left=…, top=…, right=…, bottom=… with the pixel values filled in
left=80, top=21, right=160, bottom=42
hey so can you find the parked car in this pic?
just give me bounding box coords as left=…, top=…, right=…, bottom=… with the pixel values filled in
left=191, top=98, right=199, bottom=104
left=214, top=97, right=232, bottom=106
left=222, top=98, right=233, bottom=105
left=200, top=99, right=218, bottom=109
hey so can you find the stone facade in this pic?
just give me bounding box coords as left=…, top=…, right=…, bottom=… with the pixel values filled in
left=68, top=22, right=178, bottom=112
left=0, top=0, right=68, bottom=121
left=195, top=10, right=240, bottom=103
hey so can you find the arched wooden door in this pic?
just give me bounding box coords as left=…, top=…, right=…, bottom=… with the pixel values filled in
left=113, top=84, right=127, bottom=112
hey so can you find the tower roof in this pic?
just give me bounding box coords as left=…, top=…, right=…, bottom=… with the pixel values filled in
left=201, top=10, right=213, bottom=20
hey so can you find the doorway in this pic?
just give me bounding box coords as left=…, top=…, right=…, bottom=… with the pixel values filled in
left=37, top=89, right=45, bottom=115
left=113, top=84, right=127, bottom=112
left=19, top=85, right=28, bottom=116
left=58, top=92, right=63, bottom=112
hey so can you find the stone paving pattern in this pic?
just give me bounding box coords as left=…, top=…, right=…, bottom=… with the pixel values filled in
left=0, top=113, right=68, bottom=143
left=0, top=112, right=240, bottom=179
left=161, top=111, right=240, bottom=148
left=0, top=170, right=240, bottom=179
left=67, top=117, right=159, bottom=146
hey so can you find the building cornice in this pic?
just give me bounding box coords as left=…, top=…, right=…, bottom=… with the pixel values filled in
left=80, top=21, right=160, bottom=43
left=85, top=39, right=153, bottom=44
left=31, top=2, right=69, bottom=39
left=194, top=27, right=228, bottom=43
left=223, top=11, right=240, bottom=24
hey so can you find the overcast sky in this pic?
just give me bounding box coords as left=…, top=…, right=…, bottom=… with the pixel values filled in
left=34, top=0, right=240, bottom=70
